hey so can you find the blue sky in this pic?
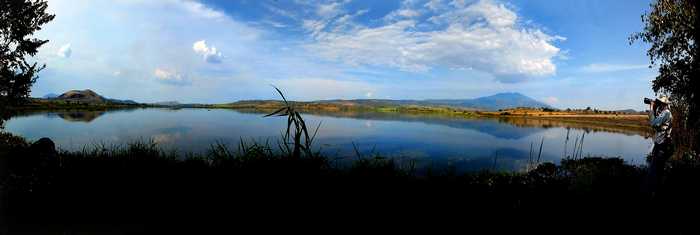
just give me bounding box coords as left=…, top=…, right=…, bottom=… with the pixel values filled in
left=33, top=0, right=657, bottom=110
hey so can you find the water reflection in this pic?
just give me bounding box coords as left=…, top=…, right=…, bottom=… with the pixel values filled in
left=2, top=108, right=652, bottom=172
left=241, top=109, right=650, bottom=139
left=239, top=109, right=546, bottom=140
left=495, top=117, right=651, bottom=137
left=152, top=126, right=192, bottom=144
left=49, top=111, right=106, bottom=122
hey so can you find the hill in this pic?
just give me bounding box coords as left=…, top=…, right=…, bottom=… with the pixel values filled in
left=53, top=89, right=137, bottom=105
left=57, top=89, right=105, bottom=102
left=425, top=93, right=551, bottom=111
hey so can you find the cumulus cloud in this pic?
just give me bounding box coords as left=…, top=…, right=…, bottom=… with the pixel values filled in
left=304, top=0, right=563, bottom=82
left=581, top=63, right=649, bottom=73
left=57, top=43, right=72, bottom=58
left=192, top=40, right=223, bottom=63
left=154, top=68, right=189, bottom=85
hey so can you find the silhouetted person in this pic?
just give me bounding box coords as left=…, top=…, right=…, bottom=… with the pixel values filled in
left=647, top=95, right=672, bottom=196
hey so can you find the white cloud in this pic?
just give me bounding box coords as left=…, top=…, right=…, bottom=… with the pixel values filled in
left=57, top=43, right=72, bottom=58
left=192, top=40, right=223, bottom=63
left=581, top=63, right=649, bottom=73
left=304, top=0, right=563, bottom=82
left=264, top=3, right=299, bottom=20
left=262, top=20, right=287, bottom=28
left=154, top=68, right=188, bottom=85
left=384, top=0, right=422, bottom=21
left=398, top=9, right=420, bottom=18
left=302, top=19, right=327, bottom=36
left=544, top=96, right=559, bottom=104
left=154, top=68, right=176, bottom=79
left=317, top=2, right=342, bottom=18
left=179, top=0, right=225, bottom=20
left=425, top=0, right=442, bottom=11
left=365, top=92, right=373, bottom=98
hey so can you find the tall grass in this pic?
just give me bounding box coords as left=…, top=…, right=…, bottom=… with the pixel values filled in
left=264, top=86, right=321, bottom=159
left=3, top=97, right=699, bottom=233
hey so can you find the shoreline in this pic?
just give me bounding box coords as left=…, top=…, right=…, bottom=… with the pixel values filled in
left=224, top=105, right=652, bottom=136
left=8, top=99, right=652, bottom=136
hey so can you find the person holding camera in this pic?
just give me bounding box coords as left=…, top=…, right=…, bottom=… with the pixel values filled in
left=646, top=95, right=673, bottom=194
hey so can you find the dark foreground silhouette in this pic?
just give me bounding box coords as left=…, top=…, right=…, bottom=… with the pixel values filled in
left=1, top=135, right=699, bottom=233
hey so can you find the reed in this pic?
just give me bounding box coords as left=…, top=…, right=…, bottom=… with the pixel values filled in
left=264, top=86, right=321, bottom=159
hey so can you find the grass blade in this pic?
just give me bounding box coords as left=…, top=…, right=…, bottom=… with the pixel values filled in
left=264, top=107, right=288, bottom=117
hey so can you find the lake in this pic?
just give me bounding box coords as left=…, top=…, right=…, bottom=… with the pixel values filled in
left=3, top=108, right=653, bottom=172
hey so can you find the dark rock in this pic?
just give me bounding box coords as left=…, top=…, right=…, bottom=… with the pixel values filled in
left=29, top=138, right=57, bottom=167
left=30, top=138, right=56, bottom=155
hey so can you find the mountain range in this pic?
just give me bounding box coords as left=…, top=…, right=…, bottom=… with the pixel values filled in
left=295, top=92, right=552, bottom=111
left=229, top=92, right=553, bottom=111
left=41, top=90, right=552, bottom=111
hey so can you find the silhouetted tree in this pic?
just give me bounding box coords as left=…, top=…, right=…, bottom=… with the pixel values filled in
left=630, top=0, right=698, bottom=156
left=0, top=0, right=54, bottom=127
left=1, top=0, right=54, bottom=105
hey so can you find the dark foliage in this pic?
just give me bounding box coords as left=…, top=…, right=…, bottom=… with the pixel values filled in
left=1, top=136, right=699, bottom=233
left=631, top=0, right=699, bottom=156
left=0, top=0, right=54, bottom=128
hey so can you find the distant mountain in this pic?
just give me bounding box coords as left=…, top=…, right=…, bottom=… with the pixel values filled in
left=425, top=92, right=552, bottom=111
left=615, top=109, right=642, bottom=114
left=105, top=98, right=138, bottom=105
left=55, top=89, right=138, bottom=104
left=43, top=93, right=59, bottom=99
left=152, top=101, right=181, bottom=106
left=229, top=92, right=552, bottom=111
left=319, top=93, right=551, bottom=111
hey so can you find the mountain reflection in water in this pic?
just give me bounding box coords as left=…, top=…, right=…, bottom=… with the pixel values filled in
left=3, top=108, right=652, bottom=172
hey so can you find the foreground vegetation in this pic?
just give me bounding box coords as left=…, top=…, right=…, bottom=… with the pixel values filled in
left=1, top=131, right=699, bottom=232
left=1, top=89, right=696, bottom=232
left=0, top=90, right=687, bottom=232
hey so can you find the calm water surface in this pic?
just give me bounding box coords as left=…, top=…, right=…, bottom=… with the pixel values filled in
left=4, top=108, right=653, bottom=171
